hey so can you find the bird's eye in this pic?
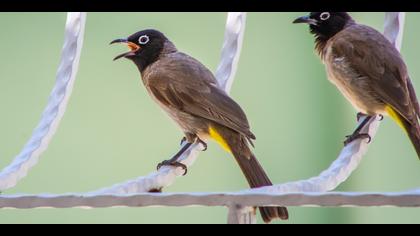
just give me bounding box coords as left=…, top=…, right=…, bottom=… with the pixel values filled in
left=138, top=35, right=150, bottom=45
left=320, top=12, right=330, bottom=21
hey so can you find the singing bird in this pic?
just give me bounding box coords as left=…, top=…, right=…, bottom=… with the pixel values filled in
left=293, top=12, right=420, bottom=158
left=111, top=29, right=288, bottom=222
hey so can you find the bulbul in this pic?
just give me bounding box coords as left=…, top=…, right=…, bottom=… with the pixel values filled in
left=293, top=12, right=420, bottom=158
left=111, top=29, right=288, bottom=222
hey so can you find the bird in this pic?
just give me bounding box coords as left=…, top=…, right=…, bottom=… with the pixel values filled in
left=110, top=29, right=288, bottom=223
left=293, top=12, right=420, bottom=158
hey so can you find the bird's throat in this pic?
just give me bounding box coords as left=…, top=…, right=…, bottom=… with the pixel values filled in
left=132, top=52, right=160, bottom=74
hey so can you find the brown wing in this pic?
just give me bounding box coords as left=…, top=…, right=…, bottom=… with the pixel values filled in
left=144, top=52, right=255, bottom=140
left=331, top=24, right=419, bottom=123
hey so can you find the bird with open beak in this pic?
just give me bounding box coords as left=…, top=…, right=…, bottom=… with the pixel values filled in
left=111, top=29, right=288, bottom=223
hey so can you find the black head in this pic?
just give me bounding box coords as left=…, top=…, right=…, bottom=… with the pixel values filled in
left=111, top=29, right=174, bottom=71
left=293, top=12, right=353, bottom=39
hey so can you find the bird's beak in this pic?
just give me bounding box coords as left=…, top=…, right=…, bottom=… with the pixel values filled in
left=110, top=38, right=141, bottom=61
left=293, top=15, right=318, bottom=25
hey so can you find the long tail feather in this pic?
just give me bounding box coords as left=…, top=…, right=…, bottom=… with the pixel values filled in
left=209, top=124, right=289, bottom=222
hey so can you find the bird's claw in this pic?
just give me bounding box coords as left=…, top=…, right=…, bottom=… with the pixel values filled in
left=157, top=160, right=188, bottom=176
left=344, top=133, right=372, bottom=146
left=197, top=138, right=207, bottom=151
left=180, top=137, right=187, bottom=146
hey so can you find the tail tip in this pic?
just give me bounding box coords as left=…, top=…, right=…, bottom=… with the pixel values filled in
left=261, top=207, right=289, bottom=223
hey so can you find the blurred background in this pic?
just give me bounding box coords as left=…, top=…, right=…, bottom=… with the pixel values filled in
left=0, top=12, right=419, bottom=224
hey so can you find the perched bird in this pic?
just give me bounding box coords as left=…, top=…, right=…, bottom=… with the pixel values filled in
left=111, top=29, right=288, bottom=222
left=293, top=12, right=420, bottom=158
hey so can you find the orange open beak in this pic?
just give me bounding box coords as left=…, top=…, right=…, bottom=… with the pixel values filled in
left=110, top=39, right=141, bottom=61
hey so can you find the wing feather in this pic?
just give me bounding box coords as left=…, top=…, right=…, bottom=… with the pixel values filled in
left=331, top=25, right=418, bottom=123
left=145, top=52, right=255, bottom=139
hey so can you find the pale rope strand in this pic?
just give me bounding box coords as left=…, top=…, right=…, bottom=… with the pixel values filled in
left=1, top=190, right=420, bottom=209
left=0, top=13, right=87, bottom=191
left=384, top=12, right=405, bottom=49
left=249, top=12, right=406, bottom=194
left=90, top=12, right=247, bottom=195
left=216, top=12, right=247, bottom=93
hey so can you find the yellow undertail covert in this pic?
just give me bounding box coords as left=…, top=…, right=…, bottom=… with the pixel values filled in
left=208, top=126, right=232, bottom=153
left=386, top=105, right=407, bottom=134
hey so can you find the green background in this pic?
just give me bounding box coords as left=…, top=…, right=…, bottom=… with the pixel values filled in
left=0, top=12, right=419, bottom=224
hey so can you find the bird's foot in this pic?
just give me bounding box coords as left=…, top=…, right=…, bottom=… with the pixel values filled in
left=344, top=132, right=372, bottom=146
left=196, top=137, right=207, bottom=151
left=157, top=160, right=187, bottom=176
left=378, top=114, right=384, bottom=121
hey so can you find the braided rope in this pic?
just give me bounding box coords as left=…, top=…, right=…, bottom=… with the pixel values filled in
left=1, top=190, right=420, bottom=209
left=0, top=13, right=87, bottom=191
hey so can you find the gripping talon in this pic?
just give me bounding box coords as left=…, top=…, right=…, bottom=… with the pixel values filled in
left=197, top=138, right=207, bottom=151
left=344, top=133, right=372, bottom=146
left=366, top=135, right=372, bottom=143
left=157, top=160, right=188, bottom=176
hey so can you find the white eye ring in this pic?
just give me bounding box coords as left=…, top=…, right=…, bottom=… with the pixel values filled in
left=320, top=12, right=330, bottom=21
left=138, top=35, right=150, bottom=45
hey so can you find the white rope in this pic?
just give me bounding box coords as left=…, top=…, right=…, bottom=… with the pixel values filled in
left=246, top=12, right=406, bottom=195
left=90, top=12, right=247, bottom=195
left=1, top=190, right=420, bottom=209
left=215, top=12, right=247, bottom=93
left=384, top=12, right=405, bottom=49
left=0, top=13, right=87, bottom=191
left=250, top=116, right=381, bottom=193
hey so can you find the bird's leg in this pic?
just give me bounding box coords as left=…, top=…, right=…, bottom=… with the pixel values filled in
left=344, top=115, right=375, bottom=146
left=157, top=142, right=192, bottom=176
left=157, top=133, right=208, bottom=175
left=357, top=112, right=368, bottom=122
left=180, top=137, right=187, bottom=146
left=183, top=133, right=207, bottom=151
left=357, top=112, right=383, bottom=122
